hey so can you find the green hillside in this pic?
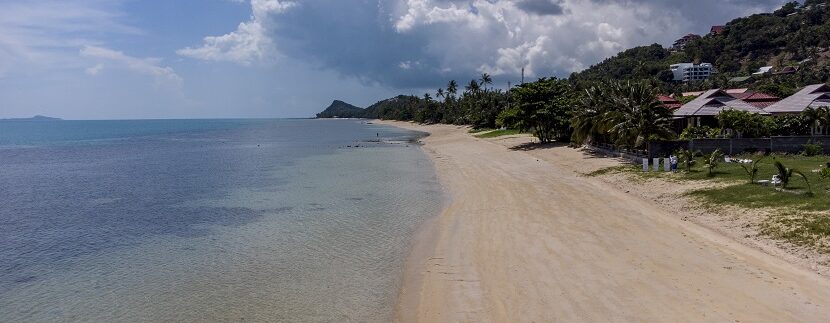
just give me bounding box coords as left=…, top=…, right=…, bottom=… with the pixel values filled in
left=569, top=0, right=830, bottom=96
left=315, top=100, right=365, bottom=118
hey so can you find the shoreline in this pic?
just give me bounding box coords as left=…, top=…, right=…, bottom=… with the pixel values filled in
left=381, top=120, right=830, bottom=322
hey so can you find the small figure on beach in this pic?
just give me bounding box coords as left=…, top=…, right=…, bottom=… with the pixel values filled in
left=670, top=155, right=678, bottom=172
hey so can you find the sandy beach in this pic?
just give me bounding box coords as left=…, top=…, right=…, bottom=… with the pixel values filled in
left=382, top=120, right=830, bottom=322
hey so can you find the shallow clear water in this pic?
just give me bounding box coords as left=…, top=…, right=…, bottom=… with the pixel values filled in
left=0, top=119, right=443, bottom=322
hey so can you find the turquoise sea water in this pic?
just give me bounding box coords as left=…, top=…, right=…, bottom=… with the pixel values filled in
left=0, top=119, right=443, bottom=322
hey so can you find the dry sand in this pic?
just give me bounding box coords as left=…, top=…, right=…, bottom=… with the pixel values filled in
left=381, top=121, right=830, bottom=322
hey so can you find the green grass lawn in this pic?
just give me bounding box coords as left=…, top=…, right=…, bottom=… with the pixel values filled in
left=590, top=154, right=830, bottom=251
left=473, top=129, right=523, bottom=138
left=468, top=128, right=493, bottom=134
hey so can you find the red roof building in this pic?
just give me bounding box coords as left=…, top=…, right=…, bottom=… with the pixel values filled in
left=710, top=25, right=725, bottom=36
left=657, top=95, right=682, bottom=110
left=729, top=91, right=780, bottom=108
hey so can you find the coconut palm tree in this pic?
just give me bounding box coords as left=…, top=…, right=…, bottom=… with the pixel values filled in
left=739, top=156, right=765, bottom=183
left=604, top=81, right=675, bottom=148
left=465, top=79, right=480, bottom=94
left=705, top=148, right=724, bottom=177
left=446, top=80, right=458, bottom=98
left=677, top=148, right=697, bottom=172
left=479, top=73, right=493, bottom=92
left=571, top=83, right=611, bottom=145
left=436, top=88, right=445, bottom=100
left=774, top=161, right=811, bottom=194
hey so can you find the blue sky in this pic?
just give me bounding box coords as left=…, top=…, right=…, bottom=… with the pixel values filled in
left=0, top=0, right=789, bottom=119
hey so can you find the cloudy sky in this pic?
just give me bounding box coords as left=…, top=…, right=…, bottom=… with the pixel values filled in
left=0, top=0, right=789, bottom=119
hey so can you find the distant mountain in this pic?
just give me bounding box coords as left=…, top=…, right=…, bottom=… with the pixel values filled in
left=362, top=95, right=426, bottom=120
left=1, top=115, right=62, bottom=121
left=315, top=100, right=365, bottom=118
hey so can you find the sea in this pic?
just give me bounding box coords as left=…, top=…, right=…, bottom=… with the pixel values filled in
left=0, top=118, right=444, bottom=322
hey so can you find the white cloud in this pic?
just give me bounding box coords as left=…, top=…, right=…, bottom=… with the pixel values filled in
left=81, top=45, right=182, bottom=88
left=389, top=0, right=787, bottom=80
left=177, top=0, right=296, bottom=65
left=0, top=0, right=140, bottom=75
left=394, top=0, right=482, bottom=32
left=85, top=63, right=104, bottom=75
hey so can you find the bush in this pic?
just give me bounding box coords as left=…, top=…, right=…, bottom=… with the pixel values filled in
left=802, top=142, right=823, bottom=157
left=679, top=126, right=713, bottom=139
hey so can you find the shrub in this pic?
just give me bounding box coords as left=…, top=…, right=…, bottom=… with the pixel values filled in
left=679, top=126, right=712, bottom=140
left=802, top=141, right=823, bottom=157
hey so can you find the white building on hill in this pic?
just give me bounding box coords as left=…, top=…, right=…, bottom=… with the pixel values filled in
left=670, top=63, right=716, bottom=82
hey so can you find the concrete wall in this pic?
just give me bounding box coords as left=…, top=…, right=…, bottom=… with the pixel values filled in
left=649, top=136, right=830, bottom=158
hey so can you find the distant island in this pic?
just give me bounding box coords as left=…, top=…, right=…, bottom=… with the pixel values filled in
left=1, top=115, right=62, bottom=121
left=316, top=96, right=428, bottom=119
left=316, top=100, right=365, bottom=118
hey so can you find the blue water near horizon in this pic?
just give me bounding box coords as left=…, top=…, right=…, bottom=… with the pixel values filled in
left=0, top=118, right=443, bottom=321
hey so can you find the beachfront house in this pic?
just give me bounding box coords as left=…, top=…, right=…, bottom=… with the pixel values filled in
left=673, top=89, right=769, bottom=129
left=764, top=84, right=830, bottom=115
left=670, top=63, right=715, bottom=82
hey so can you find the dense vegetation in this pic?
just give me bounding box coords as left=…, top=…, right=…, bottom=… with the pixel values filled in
left=570, top=0, right=830, bottom=97
left=316, top=1, right=830, bottom=147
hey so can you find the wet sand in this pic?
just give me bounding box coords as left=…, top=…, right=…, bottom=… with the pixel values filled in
left=383, top=121, right=830, bottom=322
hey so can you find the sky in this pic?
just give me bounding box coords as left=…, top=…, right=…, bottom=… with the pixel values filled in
left=0, top=0, right=791, bottom=120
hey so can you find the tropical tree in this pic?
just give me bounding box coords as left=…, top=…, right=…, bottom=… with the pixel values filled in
left=676, top=149, right=697, bottom=172
left=705, top=148, right=724, bottom=176
left=718, top=109, right=772, bottom=138
left=447, top=80, right=458, bottom=98
left=739, top=156, right=766, bottom=184
left=802, top=107, right=830, bottom=136
left=497, top=77, right=576, bottom=143
left=774, top=161, right=811, bottom=194
left=603, top=81, right=675, bottom=148
left=465, top=79, right=480, bottom=94
left=479, top=73, right=493, bottom=91
left=571, top=83, right=611, bottom=145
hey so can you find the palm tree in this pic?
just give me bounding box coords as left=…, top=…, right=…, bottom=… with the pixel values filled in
left=677, top=149, right=697, bottom=172
left=571, top=83, right=611, bottom=145
left=465, top=79, right=480, bottom=94
left=774, top=161, right=811, bottom=194
left=739, top=156, right=765, bottom=183
left=479, top=73, right=492, bottom=92
left=436, top=88, right=445, bottom=100
left=604, top=81, right=675, bottom=148
left=446, top=80, right=458, bottom=98
left=705, top=148, right=724, bottom=177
